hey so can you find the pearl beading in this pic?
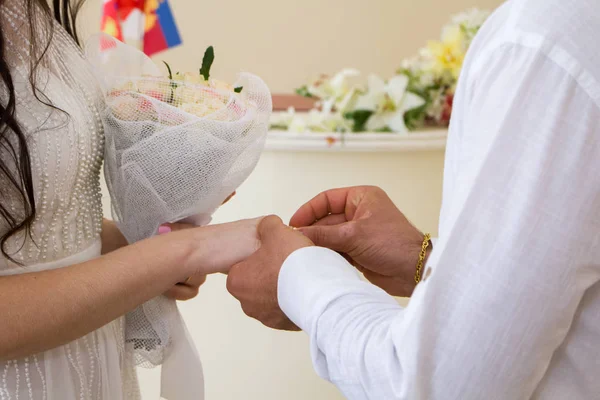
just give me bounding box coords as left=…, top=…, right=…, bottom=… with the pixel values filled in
left=0, top=3, right=139, bottom=399
left=0, top=4, right=104, bottom=265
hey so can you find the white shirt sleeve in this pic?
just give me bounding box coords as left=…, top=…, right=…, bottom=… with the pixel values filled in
left=278, top=42, right=600, bottom=399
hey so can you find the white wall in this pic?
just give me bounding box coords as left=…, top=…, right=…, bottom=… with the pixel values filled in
left=80, top=0, right=504, bottom=93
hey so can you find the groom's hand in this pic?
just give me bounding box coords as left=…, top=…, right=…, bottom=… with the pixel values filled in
left=290, top=186, right=430, bottom=297
left=227, top=215, right=313, bottom=331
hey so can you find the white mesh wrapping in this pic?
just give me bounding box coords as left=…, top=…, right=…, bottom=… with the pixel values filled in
left=85, top=35, right=271, bottom=368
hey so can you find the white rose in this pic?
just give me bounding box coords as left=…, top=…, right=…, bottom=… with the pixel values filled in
left=173, top=85, right=198, bottom=104
left=110, top=94, right=157, bottom=122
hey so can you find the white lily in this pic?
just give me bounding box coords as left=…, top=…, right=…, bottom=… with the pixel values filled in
left=288, top=114, right=309, bottom=133
left=287, top=108, right=351, bottom=133
left=270, top=107, right=296, bottom=130
left=309, top=68, right=360, bottom=109
left=354, top=74, right=425, bottom=133
left=336, top=87, right=361, bottom=115
left=329, top=68, right=361, bottom=96
left=288, top=109, right=329, bottom=133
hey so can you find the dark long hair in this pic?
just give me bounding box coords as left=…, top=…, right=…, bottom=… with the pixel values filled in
left=0, top=0, right=85, bottom=260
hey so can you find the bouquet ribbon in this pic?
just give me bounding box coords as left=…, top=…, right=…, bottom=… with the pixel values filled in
left=160, top=309, right=204, bottom=400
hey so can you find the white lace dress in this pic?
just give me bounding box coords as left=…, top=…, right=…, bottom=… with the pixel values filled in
left=0, top=2, right=140, bottom=399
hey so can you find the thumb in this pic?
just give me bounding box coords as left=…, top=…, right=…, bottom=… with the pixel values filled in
left=257, top=215, right=287, bottom=243
left=298, top=223, right=356, bottom=253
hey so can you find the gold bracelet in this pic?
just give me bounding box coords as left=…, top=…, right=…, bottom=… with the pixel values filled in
left=414, top=233, right=431, bottom=284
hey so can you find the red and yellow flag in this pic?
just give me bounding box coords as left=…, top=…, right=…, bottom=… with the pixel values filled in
left=101, top=0, right=182, bottom=56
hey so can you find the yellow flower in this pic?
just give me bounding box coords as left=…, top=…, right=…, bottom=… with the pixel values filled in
left=210, top=79, right=234, bottom=92
left=181, top=103, right=212, bottom=118
left=186, top=100, right=229, bottom=120
left=173, top=72, right=207, bottom=85
left=427, top=25, right=466, bottom=79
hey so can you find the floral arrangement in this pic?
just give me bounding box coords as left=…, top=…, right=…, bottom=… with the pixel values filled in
left=88, top=35, right=271, bottom=238
left=271, top=8, right=490, bottom=134
left=109, top=46, right=245, bottom=121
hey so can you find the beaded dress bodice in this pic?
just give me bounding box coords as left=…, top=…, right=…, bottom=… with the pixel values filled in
left=0, top=2, right=104, bottom=269
left=0, top=2, right=139, bottom=399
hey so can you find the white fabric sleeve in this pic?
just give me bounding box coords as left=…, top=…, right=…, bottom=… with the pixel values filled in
left=278, top=42, right=600, bottom=400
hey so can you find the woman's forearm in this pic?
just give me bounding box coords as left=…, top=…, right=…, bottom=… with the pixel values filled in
left=0, top=232, right=190, bottom=360
left=101, top=218, right=129, bottom=254
left=0, top=219, right=260, bottom=360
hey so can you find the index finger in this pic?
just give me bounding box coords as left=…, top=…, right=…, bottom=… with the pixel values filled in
left=290, top=187, right=352, bottom=228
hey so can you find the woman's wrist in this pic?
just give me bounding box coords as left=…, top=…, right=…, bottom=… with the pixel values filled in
left=100, top=219, right=129, bottom=255
left=181, top=219, right=262, bottom=277
left=154, top=228, right=202, bottom=282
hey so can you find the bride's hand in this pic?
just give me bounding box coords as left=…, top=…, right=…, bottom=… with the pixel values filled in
left=163, top=217, right=263, bottom=280
left=159, top=214, right=260, bottom=300
left=164, top=273, right=207, bottom=301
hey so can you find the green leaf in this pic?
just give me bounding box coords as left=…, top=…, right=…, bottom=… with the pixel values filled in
left=344, top=110, right=373, bottom=132
left=162, top=61, right=178, bottom=104
left=234, top=86, right=243, bottom=93
left=295, top=85, right=314, bottom=98
left=162, top=61, right=173, bottom=80
left=200, top=46, right=215, bottom=81
left=403, top=101, right=428, bottom=130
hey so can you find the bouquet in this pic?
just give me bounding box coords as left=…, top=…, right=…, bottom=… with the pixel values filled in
left=86, top=34, right=271, bottom=399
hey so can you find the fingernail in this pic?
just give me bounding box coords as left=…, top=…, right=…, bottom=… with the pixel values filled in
left=158, top=225, right=172, bottom=235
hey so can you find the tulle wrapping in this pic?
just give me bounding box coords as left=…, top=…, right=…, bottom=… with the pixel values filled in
left=85, top=34, right=271, bottom=397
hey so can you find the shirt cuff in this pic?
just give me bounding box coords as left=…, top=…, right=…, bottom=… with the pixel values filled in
left=278, top=247, right=362, bottom=331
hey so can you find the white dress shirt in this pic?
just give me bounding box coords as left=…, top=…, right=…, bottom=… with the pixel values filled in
left=278, top=1, right=600, bottom=398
